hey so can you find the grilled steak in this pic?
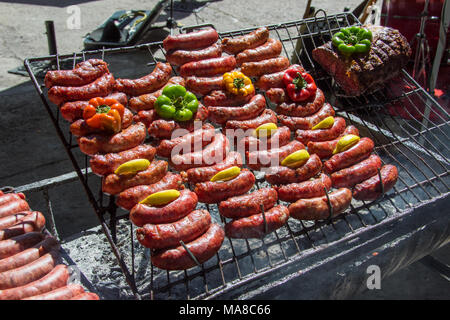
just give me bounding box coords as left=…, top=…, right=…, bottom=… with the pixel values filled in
left=312, top=25, right=411, bottom=96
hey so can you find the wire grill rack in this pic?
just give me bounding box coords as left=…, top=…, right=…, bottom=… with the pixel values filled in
left=24, top=12, right=449, bottom=300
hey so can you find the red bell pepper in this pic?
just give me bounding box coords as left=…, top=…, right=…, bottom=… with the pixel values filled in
left=282, top=67, right=317, bottom=102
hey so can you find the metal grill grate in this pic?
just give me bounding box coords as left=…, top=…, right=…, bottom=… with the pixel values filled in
left=24, top=12, right=449, bottom=300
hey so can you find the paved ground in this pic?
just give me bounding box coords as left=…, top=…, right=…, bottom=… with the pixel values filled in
left=0, top=0, right=448, bottom=300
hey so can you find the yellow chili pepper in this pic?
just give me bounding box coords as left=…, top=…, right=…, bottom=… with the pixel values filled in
left=281, top=149, right=310, bottom=168
left=312, top=116, right=334, bottom=130
left=139, top=189, right=181, bottom=206
left=114, top=159, right=151, bottom=176
left=210, top=166, right=241, bottom=182
left=332, top=134, right=360, bottom=154
left=223, top=71, right=254, bottom=96
left=253, top=123, right=278, bottom=138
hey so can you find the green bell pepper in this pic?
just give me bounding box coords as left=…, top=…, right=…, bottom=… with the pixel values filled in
left=332, top=26, right=372, bottom=57
left=154, top=84, right=199, bottom=121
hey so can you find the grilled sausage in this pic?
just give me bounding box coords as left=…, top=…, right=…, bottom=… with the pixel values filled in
left=130, top=189, right=198, bottom=226
left=44, top=59, right=109, bottom=88
left=69, top=107, right=133, bottom=137
left=102, top=160, right=168, bottom=195
left=60, top=92, right=127, bottom=122
left=170, top=133, right=229, bottom=172
left=256, top=64, right=304, bottom=90
left=179, top=56, right=236, bottom=77
left=221, top=27, right=270, bottom=55
left=225, top=109, right=278, bottom=131
left=331, top=154, right=382, bottom=188
left=0, top=250, right=59, bottom=289
left=78, top=123, right=147, bottom=156
left=264, top=154, right=322, bottom=185
left=236, top=38, right=283, bottom=66
left=0, top=212, right=29, bottom=230
left=208, top=94, right=266, bottom=125
left=151, top=223, right=224, bottom=270
left=136, top=209, right=211, bottom=249
left=277, top=102, right=336, bottom=131
left=0, top=237, right=59, bottom=273
left=275, top=173, right=332, bottom=202
left=0, top=232, right=45, bottom=260
left=295, top=117, right=346, bottom=144
left=225, top=205, right=289, bottom=239
left=239, top=124, right=290, bottom=152
left=90, top=144, right=156, bottom=176
left=70, top=292, right=100, bottom=300
left=288, top=188, right=352, bottom=220
left=193, top=169, right=255, bottom=204
left=353, top=165, right=398, bottom=201
left=275, top=88, right=325, bottom=116
left=128, top=76, right=185, bottom=112
left=323, top=137, right=374, bottom=174
left=23, top=283, right=85, bottom=300
left=203, top=89, right=254, bottom=107
left=266, top=87, right=288, bottom=104
left=166, top=43, right=222, bottom=66
left=246, top=140, right=305, bottom=171
left=0, top=193, right=26, bottom=207
left=134, top=109, right=158, bottom=128
left=116, top=172, right=184, bottom=211
left=181, top=151, right=243, bottom=184
left=114, top=62, right=172, bottom=96
left=163, top=27, right=219, bottom=52
left=241, top=57, right=290, bottom=77
left=218, top=187, right=278, bottom=219
left=307, top=125, right=360, bottom=159
left=0, top=264, right=69, bottom=300
left=185, top=75, right=224, bottom=95
left=0, top=199, right=30, bottom=219
left=48, top=72, right=115, bottom=106
left=0, top=211, right=46, bottom=240
left=156, top=124, right=215, bottom=158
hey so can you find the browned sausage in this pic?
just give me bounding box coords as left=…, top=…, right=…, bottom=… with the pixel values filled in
left=307, top=125, right=360, bottom=159
left=181, top=151, right=243, bottom=184
left=151, top=223, right=224, bottom=270
left=185, top=75, right=224, bottom=95
left=0, top=212, right=29, bottom=230
left=275, top=88, right=325, bottom=116
left=130, top=189, right=198, bottom=226
left=323, top=137, right=374, bottom=174
left=225, top=205, right=289, bottom=239
left=238, top=124, right=290, bottom=152
left=241, top=57, right=290, bottom=77
left=44, top=59, right=109, bottom=88
left=288, top=188, right=352, bottom=220
left=246, top=140, right=305, bottom=171
left=114, top=62, right=172, bottom=96
left=0, top=232, right=46, bottom=260
left=218, top=187, right=278, bottom=219
left=116, top=172, right=184, bottom=211
left=70, top=292, right=100, bottom=300
left=23, top=283, right=85, bottom=300
left=163, top=27, right=219, bottom=51
left=221, top=27, right=270, bottom=55
left=295, top=117, right=346, bottom=144
left=0, top=236, right=59, bottom=273
left=225, top=109, right=278, bottom=131
left=193, top=169, right=255, bottom=204
left=0, top=199, right=30, bottom=219
left=78, top=123, right=147, bottom=156
left=256, top=64, right=304, bottom=91
left=331, top=154, right=382, bottom=188
left=180, top=56, right=236, bottom=77
left=353, top=165, right=398, bottom=201
left=236, top=38, right=283, bottom=66
left=203, top=89, right=254, bottom=107
left=90, top=144, right=156, bottom=176
left=0, top=250, right=59, bottom=289
left=48, top=72, right=115, bottom=106
left=0, top=211, right=46, bottom=240
left=277, top=102, right=336, bottom=131
left=102, top=160, right=168, bottom=195
left=275, top=173, right=332, bottom=202
left=264, top=154, right=322, bottom=185
left=166, top=43, right=222, bottom=66
left=0, top=193, right=26, bottom=207
left=208, top=94, right=266, bottom=124
left=0, top=264, right=69, bottom=300
left=136, top=209, right=211, bottom=249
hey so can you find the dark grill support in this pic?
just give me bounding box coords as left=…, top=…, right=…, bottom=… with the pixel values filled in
left=23, top=13, right=449, bottom=300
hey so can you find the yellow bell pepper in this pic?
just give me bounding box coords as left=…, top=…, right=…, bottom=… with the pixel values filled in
left=223, top=71, right=254, bottom=96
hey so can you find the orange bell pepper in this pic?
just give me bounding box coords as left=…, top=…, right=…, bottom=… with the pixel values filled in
left=83, top=97, right=125, bottom=134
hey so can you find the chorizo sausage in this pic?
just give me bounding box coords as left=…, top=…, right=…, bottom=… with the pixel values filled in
left=0, top=199, right=30, bottom=219
left=0, top=212, right=29, bottom=230
left=255, top=64, right=304, bottom=91
left=237, top=123, right=290, bottom=152
left=307, top=125, right=360, bottom=159
left=207, top=94, right=266, bottom=124
left=0, top=211, right=46, bottom=240
left=240, top=57, right=290, bottom=77
left=331, top=154, right=382, bottom=188
left=246, top=140, right=305, bottom=171
left=295, top=116, right=346, bottom=144
left=179, top=56, right=236, bottom=77
left=203, top=89, right=253, bottom=107
left=185, top=75, right=224, bottom=95
left=0, top=232, right=45, bottom=260
left=264, top=154, right=322, bottom=185
left=70, top=292, right=100, bottom=300
left=277, top=102, right=336, bottom=131
left=236, top=38, right=283, bottom=66
left=221, top=27, right=269, bottom=55
left=166, top=43, right=222, bottom=66
left=0, top=193, right=26, bottom=207
left=275, top=88, right=325, bottom=117
left=225, top=109, right=278, bottom=131
left=353, top=165, right=398, bottom=201
left=23, top=283, right=85, bottom=300
left=275, top=173, right=332, bottom=202
left=163, top=27, right=219, bottom=52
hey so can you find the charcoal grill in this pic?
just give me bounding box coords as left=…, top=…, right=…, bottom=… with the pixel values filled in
left=23, top=12, right=449, bottom=300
